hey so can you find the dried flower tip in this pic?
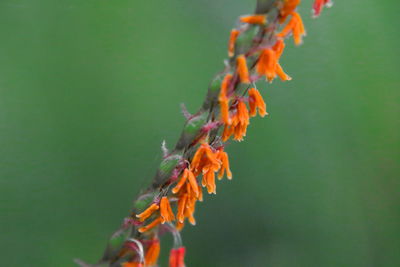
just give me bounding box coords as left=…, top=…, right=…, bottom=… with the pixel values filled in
left=160, top=196, right=175, bottom=223
left=228, top=29, right=240, bottom=57
left=138, top=217, right=163, bottom=233
left=240, top=15, right=267, bottom=25
left=169, top=247, right=186, bottom=267
left=136, top=203, right=159, bottom=222
left=161, top=140, right=169, bottom=158
left=180, top=103, right=192, bottom=120
left=236, top=55, right=250, bottom=84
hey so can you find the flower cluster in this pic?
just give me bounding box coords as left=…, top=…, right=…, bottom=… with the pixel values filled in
left=87, top=1, right=331, bottom=266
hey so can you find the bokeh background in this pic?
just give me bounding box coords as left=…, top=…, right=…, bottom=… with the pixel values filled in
left=1, top=0, right=399, bottom=266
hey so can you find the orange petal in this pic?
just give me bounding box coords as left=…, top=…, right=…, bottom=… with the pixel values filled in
left=240, top=15, right=267, bottom=25
left=228, top=29, right=240, bottom=57
left=236, top=55, right=250, bottom=84
left=145, top=238, right=160, bottom=266
left=138, top=217, right=162, bottom=233
left=136, top=203, right=159, bottom=222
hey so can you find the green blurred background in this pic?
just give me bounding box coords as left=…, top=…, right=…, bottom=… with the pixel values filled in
left=1, top=0, right=399, bottom=266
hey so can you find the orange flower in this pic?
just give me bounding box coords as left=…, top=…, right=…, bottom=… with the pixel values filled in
left=256, top=39, right=291, bottom=82
left=202, top=165, right=218, bottom=194
left=280, top=0, right=300, bottom=22
left=216, top=148, right=232, bottom=180
left=228, top=29, right=240, bottom=57
left=169, top=247, right=186, bottom=267
left=219, top=74, right=233, bottom=125
left=138, top=217, right=163, bottom=233
left=172, top=168, right=199, bottom=198
left=122, top=262, right=143, bottom=267
left=277, top=12, right=306, bottom=46
left=222, top=99, right=250, bottom=141
left=136, top=203, right=159, bottom=222
left=234, top=100, right=250, bottom=141
left=256, top=49, right=277, bottom=82
left=276, top=63, right=292, bottom=81
left=248, top=88, right=267, bottom=117
left=240, top=15, right=267, bottom=25
left=145, top=238, right=160, bottom=267
left=236, top=55, right=250, bottom=84
left=160, top=197, right=175, bottom=223
left=191, top=143, right=220, bottom=176
left=176, top=193, right=188, bottom=223
left=184, top=193, right=197, bottom=225
left=313, top=0, right=332, bottom=18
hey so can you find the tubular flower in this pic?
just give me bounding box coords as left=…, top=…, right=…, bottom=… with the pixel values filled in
left=313, top=0, right=332, bottom=18
left=240, top=14, right=267, bottom=25
left=248, top=88, right=267, bottom=117
left=223, top=99, right=250, bottom=141
left=160, top=197, right=175, bottom=223
left=216, top=148, right=232, bottom=180
left=172, top=168, right=199, bottom=198
left=138, top=217, right=163, bottom=233
left=277, top=12, right=306, bottom=46
left=202, top=163, right=219, bottom=194
left=236, top=55, right=250, bottom=84
left=169, top=247, right=186, bottom=267
left=176, top=193, right=188, bottom=223
left=257, top=49, right=277, bottom=82
left=191, top=143, right=221, bottom=177
left=228, top=29, right=240, bottom=57
left=218, top=74, right=233, bottom=125
left=256, top=39, right=291, bottom=82
left=144, top=238, right=160, bottom=267
left=136, top=203, right=159, bottom=222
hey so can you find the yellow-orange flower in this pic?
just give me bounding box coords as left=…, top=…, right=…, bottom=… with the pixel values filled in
left=223, top=99, right=250, bottom=141
left=256, top=39, right=291, bottom=82
left=172, top=168, right=199, bottom=198
left=138, top=217, right=162, bottom=233
left=236, top=55, right=250, bottom=84
left=160, top=196, right=175, bottom=223
left=240, top=15, right=267, bottom=25
left=218, top=74, right=233, bottom=125
left=191, top=143, right=220, bottom=176
left=216, top=148, right=232, bottom=180
left=256, top=49, right=277, bottom=82
left=145, top=238, right=160, bottom=267
left=248, top=88, right=267, bottom=117
left=228, top=29, right=240, bottom=57
left=136, top=203, right=159, bottom=222
left=277, top=12, right=306, bottom=46
left=280, top=0, right=300, bottom=22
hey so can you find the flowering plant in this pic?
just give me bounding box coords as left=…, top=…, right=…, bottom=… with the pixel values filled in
left=76, top=0, right=331, bottom=266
